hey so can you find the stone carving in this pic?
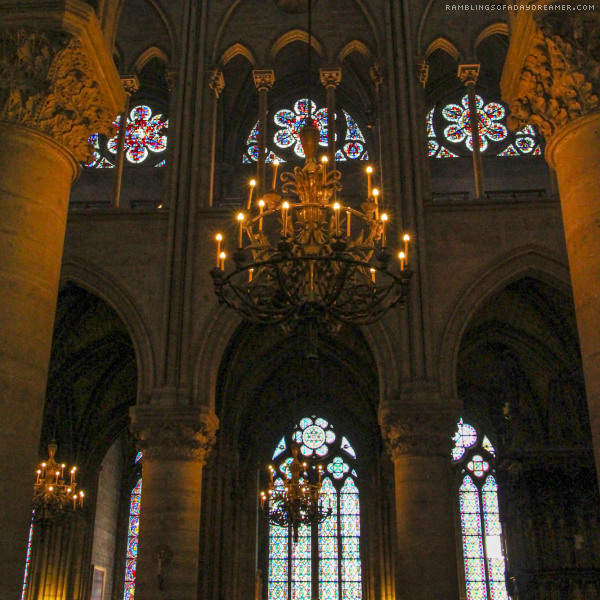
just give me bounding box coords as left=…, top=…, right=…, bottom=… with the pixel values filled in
left=320, top=67, right=342, bottom=88
left=507, top=14, right=600, bottom=139
left=380, top=408, right=456, bottom=459
left=130, top=408, right=219, bottom=463
left=208, top=70, right=225, bottom=98
left=0, top=29, right=117, bottom=162
left=253, top=69, right=275, bottom=90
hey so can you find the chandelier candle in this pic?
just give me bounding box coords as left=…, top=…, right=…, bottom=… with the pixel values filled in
left=220, top=252, right=226, bottom=271
left=216, top=234, right=222, bottom=267
left=403, top=234, right=410, bottom=264
left=347, top=211, right=351, bottom=236
left=272, top=160, right=279, bottom=189
left=399, top=252, right=405, bottom=270
left=237, top=213, right=245, bottom=248
left=367, top=166, right=373, bottom=197
left=381, top=213, right=388, bottom=248
left=322, top=155, right=328, bottom=179
left=334, top=202, right=340, bottom=235
left=373, top=188, right=379, bottom=219
left=282, top=201, right=289, bottom=235
left=258, top=200, right=265, bottom=230
left=247, top=180, right=256, bottom=210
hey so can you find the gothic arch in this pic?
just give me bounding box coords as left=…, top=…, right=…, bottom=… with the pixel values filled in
left=133, top=45, right=170, bottom=73
left=270, top=29, right=324, bottom=59
left=338, top=39, right=373, bottom=63
left=219, top=42, right=257, bottom=67
left=59, top=260, right=156, bottom=402
left=424, top=37, right=460, bottom=62
left=474, top=22, right=508, bottom=51
left=438, top=246, right=572, bottom=400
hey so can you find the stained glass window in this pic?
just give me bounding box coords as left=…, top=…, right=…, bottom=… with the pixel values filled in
left=124, top=476, right=142, bottom=600
left=453, top=421, right=508, bottom=600
left=21, top=513, right=34, bottom=600
left=85, top=104, right=168, bottom=169
left=244, top=100, right=368, bottom=163
left=427, top=97, right=541, bottom=158
left=268, top=417, right=361, bottom=600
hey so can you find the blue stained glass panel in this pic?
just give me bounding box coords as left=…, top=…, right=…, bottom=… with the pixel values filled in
left=269, top=523, right=288, bottom=600
left=292, top=523, right=311, bottom=600
left=125, top=559, right=136, bottom=580
left=429, top=140, right=439, bottom=156
left=123, top=581, right=135, bottom=600
left=341, top=478, right=361, bottom=600
left=515, top=137, right=535, bottom=153
left=497, top=144, right=519, bottom=156
left=273, top=437, right=287, bottom=459
left=127, top=537, right=138, bottom=559
left=315, top=418, right=328, bottom=428
left=452, top=420, right=478, bottom=460
left=123, top=477, right=142, bottom=599
left=344, top=110, right=365, bottom=142
left=343, top=142, right=364, bottom=159
left=426, top=109, right=435, bottom=138
left=319, top=479, right=338, bottom=600
left=328, top=457, right=350, bottom=480
left=340, top=437, right=356, bottom=459
left=128, top=516, right=139, bottom=537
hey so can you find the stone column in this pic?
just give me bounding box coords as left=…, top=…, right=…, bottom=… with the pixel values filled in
left=0, top=4, right=124, bottom=597
left=458, top=64, right=485, bottom=200
left=380, top=404, right=459, bottom=600
left=208, top=70, right=225, bottom=207
left=320, top=67, right=342, bottom=164
left=253, top=70, right=275, bottom=198
left=501, top=9, right=600, bottom=483
left=130, top=406, right=218, bottom=600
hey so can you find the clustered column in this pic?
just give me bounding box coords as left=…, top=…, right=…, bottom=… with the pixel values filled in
left=380, top=404, right=459, bottom=600
left=208, top=70, right=225, bottom=207
left=253, top=69, right=275, bottom=198
left=501, top=9, right=600, bottom=484
left=319, top=67, right=342, bottom=164
left=130, top=406, right=218, bottom=600
left=0, top=4, right=124, bottom=597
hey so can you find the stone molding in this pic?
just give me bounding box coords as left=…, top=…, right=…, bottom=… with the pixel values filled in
left=502, top=11, right=600, bottom=142
left=380, top=404, right=458, bottom=460
left=130, top=406, right=219, bottom=463
left=0, top=0, right=125, bottom=162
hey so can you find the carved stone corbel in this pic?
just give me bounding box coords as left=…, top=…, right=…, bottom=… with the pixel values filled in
left=130, top=406, right=219, bottom=464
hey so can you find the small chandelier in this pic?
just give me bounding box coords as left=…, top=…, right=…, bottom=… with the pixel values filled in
left=261, top=442, right=331, bottom=542
left=33, top=441, right=83, bottom=525
left=210, top=122, right=413, bottom=330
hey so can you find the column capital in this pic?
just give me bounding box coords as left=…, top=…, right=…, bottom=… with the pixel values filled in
left=130, top=406, right=219, bottom=463
left=457, top=64, right=481, bottom=85
left=502, top=10, right=600, bottom=144
left=380, top=404, right=459, bottom=460
left=253, top=69, right=275, bottom=91
left=0, top=0, right=125, bottom=162
left=417, top=59, right=429, bottom=88
left=320, top=67, right=342, bottom=88
left=208, top=69, right=225, bottom=97
left=370, top=63, right=384, bottom=90
left=121, top=74, right=140, bottom=95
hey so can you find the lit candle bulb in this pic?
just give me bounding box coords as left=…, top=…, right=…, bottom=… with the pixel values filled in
left=36, top=470, right=41, bottom=484
left=56, top=471, right=60, bottom=483
left=333, top=202, right=340, bottom=236
left=237, top=213, right=245, bottom=248
left=372, top=188, right=379, bottom=219
left=61, top=464, right=65, bottom=479
left=80, top=491, right=84, bottom=507
left=322, top=155, right=328, bottom=179
left=220, top=251, right=226, bottom=270
left=403, top=234, right=410, bottom=264
left=399, top=251, right=406, bottom=270
left=282, top=201, right=289, bottom=235
left=381, top=213, right=388, bottom=248
left=370, top=268, right=376, bottom=283
left=215, top=233, right=222, bottom=267
left=258, top=200, right=265, bottom=231
left=347, top=211, right=351, bottom=237
left=247, top=180, right=256, bottom=210
left=73, top=495, right=77, bottom=509
left=367, top=166, right=373, bottom=197
left=249, top=268, right=254, bottom=282
left=272, top=160, right=279, bottom=189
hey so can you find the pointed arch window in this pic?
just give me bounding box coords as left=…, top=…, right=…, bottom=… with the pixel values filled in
left=123, top=452, right=143, bottom=600
left=427, top=95, right=541, bottom=158
left=453, top=420, right=509, bottom=600
left=244, top=99, right=368, bottom=163
left=267, top=416, right=362, bottom=600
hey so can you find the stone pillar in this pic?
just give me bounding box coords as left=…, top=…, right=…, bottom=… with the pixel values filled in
left=380, top=404, right=459, bottom=600
left=130, top=406, right=218, bottom=600
left=208, top=70, right=225, bottom=207
left=320, top=67, right=342, bottom=164
left=458, top=64, right=484, bottom=200
left=501, top=9, right=600, bottom=483
left=0, top=4, right=124, bottom=597
left=253, top=70, right=275, bottom=198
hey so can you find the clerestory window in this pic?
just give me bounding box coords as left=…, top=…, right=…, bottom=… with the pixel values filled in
left=268, top=416, right=362, bottom=600
left=123, top=452, right=143, bottom=600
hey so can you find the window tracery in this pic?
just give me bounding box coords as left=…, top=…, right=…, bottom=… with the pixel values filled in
left=243, top=99, right=368, bottom=163
left=268, top=416, right=361, bottom=600
left=453, top=420, right=509, bottom=600
left=427, top=96, right=541, bottom=158
left=123, top=472, right=142, bottom=600
left=85, top=104, right=168, bottom=169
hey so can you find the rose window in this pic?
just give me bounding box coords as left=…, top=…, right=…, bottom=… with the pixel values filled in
left=243, top=98, right=368, bottom=163
left=84, top=104, right=168, bottom=169
left=292, top=416, right=336, bottom=457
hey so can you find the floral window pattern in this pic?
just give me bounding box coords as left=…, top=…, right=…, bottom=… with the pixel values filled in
left=85, top=104, right=168, bottom=169
left=453, top=421, right=508, bottom=600
left=268, top=416, right=361, bottom=600
left=124, top=477, right=142, bottom=600
left=427, top=97, right=541, bottom=158
left=243, top=99, right=368, bottom=163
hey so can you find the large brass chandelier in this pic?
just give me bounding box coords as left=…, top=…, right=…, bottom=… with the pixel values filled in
left=260, top=442, right=331, bottom=542
left=210, top=123, right=413, bottom=329
left=32, top=441, right=83, bottom=525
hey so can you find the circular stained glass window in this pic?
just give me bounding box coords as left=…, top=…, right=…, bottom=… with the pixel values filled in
left=302, top=425, right=326, bottom=449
